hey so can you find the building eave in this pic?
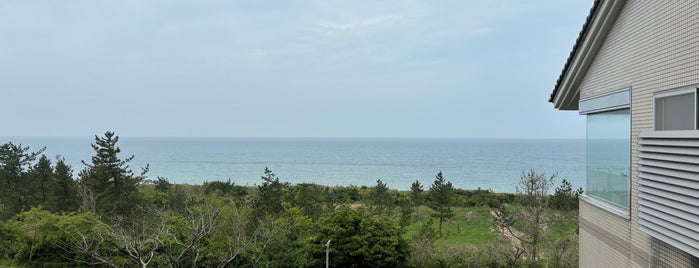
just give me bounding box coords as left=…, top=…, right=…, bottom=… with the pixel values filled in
left=549, top=0, right=627, bottom=111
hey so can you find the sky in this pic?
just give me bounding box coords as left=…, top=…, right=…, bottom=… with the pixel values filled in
left=0, top=0, right=592, bottom=138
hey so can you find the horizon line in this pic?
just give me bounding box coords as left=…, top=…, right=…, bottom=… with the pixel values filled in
left=0, top=135, right=585, bottom=140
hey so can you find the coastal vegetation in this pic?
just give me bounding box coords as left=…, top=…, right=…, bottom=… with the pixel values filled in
left=0, top=132, right=582, bottom=267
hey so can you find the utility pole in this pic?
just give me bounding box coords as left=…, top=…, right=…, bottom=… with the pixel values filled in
left=325, top=239, right=331, bottom=268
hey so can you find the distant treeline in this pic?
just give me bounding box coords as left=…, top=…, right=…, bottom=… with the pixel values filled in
left=0, top=131, right=582, bottom=267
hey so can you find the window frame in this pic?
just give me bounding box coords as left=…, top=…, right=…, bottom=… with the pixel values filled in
left=653, top=87, right=698, bottom=131
left=579, top=88, right=631, bottom=217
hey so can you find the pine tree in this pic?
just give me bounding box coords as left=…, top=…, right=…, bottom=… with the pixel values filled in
left=410, top=179, right=423, bottom=206
left=28, top=155, right=55, bottom=206
left=551, top=178, right=583, bottom=210
left=253, top=167, right=287, bottom=219
left=368, top=179, right=393, bottom=216
left=493, top=170, right=558, bottom=262
left=516, top=170, right=555, bottom=261
left=429, top=171, right=454, bottom=238
left=0, top=142, right=44, bottom=219
left=80, top=131, right=148, bottom=217
left=50, top=157, right=80, bottom=212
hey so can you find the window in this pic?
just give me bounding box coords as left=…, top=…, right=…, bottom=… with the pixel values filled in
left=579, top=88, right=631, bottom=212
left=586, top=109, right=630, bottom=209
left=655, top=88, right=698, bottom=130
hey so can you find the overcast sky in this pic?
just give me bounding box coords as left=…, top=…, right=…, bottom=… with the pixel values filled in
left=1, top=0, right=591, bottom=138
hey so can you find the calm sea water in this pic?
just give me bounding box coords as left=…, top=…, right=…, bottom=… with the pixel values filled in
left=0, top=137, right=585, bottom=193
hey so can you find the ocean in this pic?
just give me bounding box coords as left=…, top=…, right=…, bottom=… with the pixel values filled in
left=0, top=137, right=585, bottom=193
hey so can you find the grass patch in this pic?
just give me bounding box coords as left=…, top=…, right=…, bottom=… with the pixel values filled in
left=546, top=210, right=579, bottom=241
left=404, top=206, right=497, bottom=248
left=402, top=206, right=577, bottom=249
left=0, top=259, right=23, bottom=268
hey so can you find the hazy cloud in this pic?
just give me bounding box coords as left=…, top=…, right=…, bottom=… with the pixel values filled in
left=0, top=0, right=592, bottom=138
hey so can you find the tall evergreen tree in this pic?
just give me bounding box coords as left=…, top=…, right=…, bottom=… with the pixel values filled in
left=80, top=131, right=148, bottom=217
left=28, top=155, right=54, bottom=206
left=252, top=167, right=287, bottom=219
left=429, top=171, right=454, bottom=237
left=50, top=157, right=80, bottom=212
left=0, top=142, right=44, bottom=219
left=367, top=179, right=393, bottom=216
left=410, top=179, right=424, bottom=206
left=551, top=178, right=583, bottom=210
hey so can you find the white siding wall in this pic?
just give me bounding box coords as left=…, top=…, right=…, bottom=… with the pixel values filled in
left=576, top=0, right=699, bottom=266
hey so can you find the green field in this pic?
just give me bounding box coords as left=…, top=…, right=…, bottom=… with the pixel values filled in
left=405, top=206, right=498, bottom=247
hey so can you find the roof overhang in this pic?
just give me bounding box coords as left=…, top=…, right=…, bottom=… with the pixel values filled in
left=549, top=0, right=627, bottom=110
